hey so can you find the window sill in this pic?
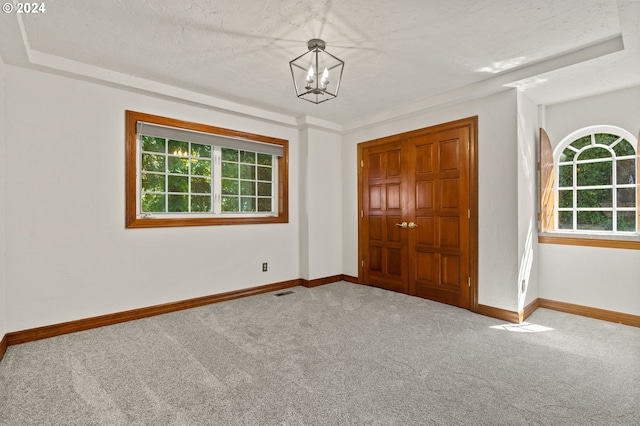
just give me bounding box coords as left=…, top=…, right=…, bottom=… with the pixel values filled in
left=126, top=215, right=288, bottom=228
left=538, top=232, right=640, bottom=250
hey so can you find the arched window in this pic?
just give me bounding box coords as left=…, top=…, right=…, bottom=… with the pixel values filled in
left=554, top=126, right=637, bottom=233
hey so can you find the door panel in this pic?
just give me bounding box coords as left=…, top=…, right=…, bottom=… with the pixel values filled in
left=359, top=119, right=475, bottom=310
left=439, top=217, right=459, bottom=248
left=409, top=128, right=470, bottom=307
left=362, top=141, right=408, bottom=294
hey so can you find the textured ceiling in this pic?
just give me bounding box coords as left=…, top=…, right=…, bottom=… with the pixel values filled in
left=1, top=0, right=638, bottom=126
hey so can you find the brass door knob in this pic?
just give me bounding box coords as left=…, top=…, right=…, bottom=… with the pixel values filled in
left=395, top=222, right=408, bottom=228
left=408, top=222, right=418, bottom=228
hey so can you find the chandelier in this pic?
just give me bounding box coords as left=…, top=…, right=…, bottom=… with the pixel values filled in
left=289, top=39, right=345, bottom=104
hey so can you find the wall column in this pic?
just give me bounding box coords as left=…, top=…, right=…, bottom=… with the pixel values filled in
left=298, top=127, right=343, bottom=281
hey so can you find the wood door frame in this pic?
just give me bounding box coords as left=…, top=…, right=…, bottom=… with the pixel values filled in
left=357, top=116, right=479, bottom=312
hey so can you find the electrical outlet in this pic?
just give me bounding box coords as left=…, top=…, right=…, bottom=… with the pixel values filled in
left=262, top=262, right=268, bottom=272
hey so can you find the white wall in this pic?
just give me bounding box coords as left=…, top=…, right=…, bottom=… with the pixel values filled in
left=539, top=244, right=640, bottom=315
left=516, top=91, right=540, bottom=311
left=305, top=128, right=343, bottom=280
left=298, top=127, right=343, bottom=280
left=544, top=86, right=640, bottom=145
left=5, top=61, right=636, bottom=336
left=0, top=56, right=6, bottom=338
left=343, top=90, right=521, bottom=312
left=4, top=66, right=303, bottom=332
left=539, top=86, right=640, bottom=316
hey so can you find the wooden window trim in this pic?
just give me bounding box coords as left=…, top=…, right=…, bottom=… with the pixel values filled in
left=538, top=234, right=640, bottom=250
left=125, top=110, right=289, bottom=228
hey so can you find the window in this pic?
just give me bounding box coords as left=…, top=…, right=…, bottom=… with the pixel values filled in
left=126, top=111, right=288, bottom=228
left=553, top=126, right=637, bottom=234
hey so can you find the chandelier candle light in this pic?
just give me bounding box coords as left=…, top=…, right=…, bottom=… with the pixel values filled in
left=290, top=39, right=344, bottom=104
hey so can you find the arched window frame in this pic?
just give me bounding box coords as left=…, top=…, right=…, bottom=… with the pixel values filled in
left=553, top=125, right=638, bottom=235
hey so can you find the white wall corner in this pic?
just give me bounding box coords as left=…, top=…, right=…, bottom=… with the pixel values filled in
left=516, top=91, right=540, bottom=312
left=298, top=128, right=310, bottom=280
left=295, top=115, right=342, bottom=133
left=302, top=128, right=343, bottom=280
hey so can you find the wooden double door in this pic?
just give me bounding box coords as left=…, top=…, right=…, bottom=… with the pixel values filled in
left=358, top=117, right=477, bottom=309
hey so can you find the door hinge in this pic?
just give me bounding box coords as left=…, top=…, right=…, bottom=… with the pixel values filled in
left=468, top=209, right=470, bottom=219
left=361, top=210, right=364, bottom=218
left=361, top=260, right=364, bottom=267
left=468, top=277, right=471, bottom=287
left=361, top=160, right=364, bottom=167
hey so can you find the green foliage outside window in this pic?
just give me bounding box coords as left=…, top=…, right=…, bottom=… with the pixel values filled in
left=140, top=141, right=275, bottom=215
left=558, top=133, right=636, bottom=232
left=221, top=148, right=273, bottom=213
left=140, top=136, right=213, bottom=213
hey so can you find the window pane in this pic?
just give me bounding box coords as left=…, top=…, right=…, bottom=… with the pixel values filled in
left=190, top=143, right=211, bottom=158
left=168, top=175, right=188, bottom=193
left=222, top=196, right=239, bottom=212
left=558, top=190, right=572, bottom=208
left=613, top=140, right=635, bottom=157
left=257, top=153, right=273, bottom=166
left=258, top=198, right=272, bottom=212
left=570, top=135, right=591, bottom=150
left=577, top=147, right=611, bottom=161
left=616, top=159, right=636, bottom=185
left=577, top=189, right=612, bottom=208
left=168, top=195, right=188, bottom=212
left=617, top=188, right=636, bottom=208
left=142, top=153, right=165, bottom=172
left=241, top=181, right=256, bottom=196
left=222, top=148, right=238, bottom=162
left=222, top=162, right=238, bottom=178
left=257, top=166, right=272, bottom=181
left=142, top=173, right=165, bottom=192
left=241, top=197, right=256, bottom=212
left=577, top=211, right=612, bottom=231
left=141, top=194, right=165, bottom=213
left=559, top=148, right=576, bottom=162
left=257, top=182, right=272, bottom=196
left=168, top=140, right=189, bottom=156
left=240, top=164, right=256, bottom=180
left=222, top=179, right=239, bottom=195
left=191, top=177, right=211, bottom=194
left=558, top=165, right=573, bottom=187
left=594, top=133, right=620, bottom=146
left=577, top=161, right=612, bottom=186
left=141, top=136, right=165, bottom=153
left=617, top=212, right=636, bottom=232
left=191, top=158, right=211, bottom=176
left=168, top=156, right=189, bottom=174
left=240, top=151, right=256, bottom=164
left=191, top=195, right=211, bottom=212
left=558, top=211, right=573, bottom=230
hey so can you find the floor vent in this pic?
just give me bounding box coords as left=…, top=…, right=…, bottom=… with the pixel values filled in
left=274, top=291, right=295, bottom=297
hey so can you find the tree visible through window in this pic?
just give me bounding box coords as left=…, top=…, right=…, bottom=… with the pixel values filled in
left=555, top=127, right=637, bottom=233
left=126, top=110, right=288, bottom=228
left=140, top=136, right=214, bottom=213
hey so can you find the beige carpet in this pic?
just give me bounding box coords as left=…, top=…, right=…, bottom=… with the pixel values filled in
left=1, top=282, right=638, bottom=425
